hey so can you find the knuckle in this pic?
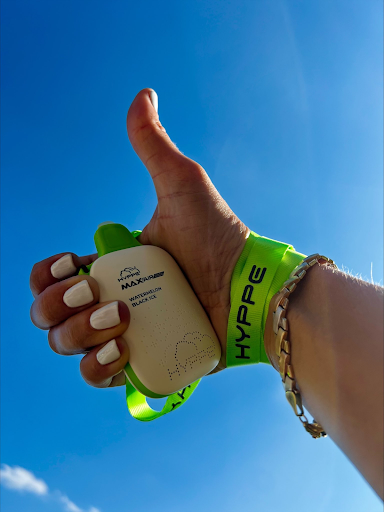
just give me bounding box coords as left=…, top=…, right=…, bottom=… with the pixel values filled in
left=131, top=120, right=157, bottom=144
left=64, top=318, right=88, bottom=353
left=187, top=161, right=205, bottom=177
left=155, top=120, right=166, bottom=133
left=47, top=318, right=86, bottom=355
left=174, top=158, right=204, bottom=178
left=37, top=293, right=57, bottom=328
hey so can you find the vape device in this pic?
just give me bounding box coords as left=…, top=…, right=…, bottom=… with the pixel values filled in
left=81, top=222, right=221, bottom=398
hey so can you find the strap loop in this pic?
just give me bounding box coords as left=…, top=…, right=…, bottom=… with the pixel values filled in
left=226, top=232, right=306, bottom=367
left=126, top=379, right=200, bottom=422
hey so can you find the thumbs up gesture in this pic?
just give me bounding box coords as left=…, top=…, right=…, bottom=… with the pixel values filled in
left=30, top=88, right=249, bottom=388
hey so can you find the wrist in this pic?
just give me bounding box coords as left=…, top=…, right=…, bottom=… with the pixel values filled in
left=263, top=256, right=337, bottom=439
left=264, top=261, right=333, bottom=372
left=207, top=218, right=250, bottom=372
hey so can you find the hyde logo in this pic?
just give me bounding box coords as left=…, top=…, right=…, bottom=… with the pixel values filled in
left=118, top=266, right=141, bottom=282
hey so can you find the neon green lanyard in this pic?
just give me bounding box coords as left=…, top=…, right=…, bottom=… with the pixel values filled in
left=226, top=232, right=306, bottom=366
left=125, top=379, right=200, bottom=421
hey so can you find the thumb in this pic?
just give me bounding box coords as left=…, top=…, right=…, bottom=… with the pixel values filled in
left=126, top=88, right=208, bottom=198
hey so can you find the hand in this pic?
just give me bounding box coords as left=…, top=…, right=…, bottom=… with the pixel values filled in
left=30, top=88, right=249, bottom=388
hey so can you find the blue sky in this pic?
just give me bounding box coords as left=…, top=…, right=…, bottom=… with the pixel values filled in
left=1, top=1, right=382, bottom=511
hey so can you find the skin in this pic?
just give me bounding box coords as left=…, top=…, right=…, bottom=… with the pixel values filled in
left=30, top=89, right=249, bottom=385
left=264, top=264, right=384, bottom=499
left=30, top=88, right=383, bottom=497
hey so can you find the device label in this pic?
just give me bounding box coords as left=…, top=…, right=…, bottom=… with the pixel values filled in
left=118, top=267, right=165, bottom=290
left=118, top=266, right=141, bottom=281
left=129, top=287, right=162, bottom=308
left=116, top=265, right=166, bottom=307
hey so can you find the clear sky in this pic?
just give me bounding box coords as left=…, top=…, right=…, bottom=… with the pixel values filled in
left=1, top=1, right=383, bottom=511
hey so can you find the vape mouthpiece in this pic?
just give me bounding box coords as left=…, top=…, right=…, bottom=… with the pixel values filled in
left=94, top=222, right=141, bottom=257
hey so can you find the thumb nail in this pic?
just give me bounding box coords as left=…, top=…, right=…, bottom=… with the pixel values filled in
left=149, top=89, right=158, bottom=113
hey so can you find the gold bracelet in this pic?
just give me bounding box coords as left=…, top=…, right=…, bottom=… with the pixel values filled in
left=265, top=254, right=337, bottom=439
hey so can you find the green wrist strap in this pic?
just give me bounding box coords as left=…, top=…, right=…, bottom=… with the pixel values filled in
left=126, top=379, right=200, bottom=421
left=79, top=226, right=201, bottom=422
left=226, top=231, right=306, bottom=366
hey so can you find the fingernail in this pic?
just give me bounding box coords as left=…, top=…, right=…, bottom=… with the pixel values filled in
left=90, top=301, right=120, bottom=330
left=96, top=339, right=120, bottom=365
left=149, top=89, right=158, bottom=113
left=51, top=254, right=77, bottom=279
left=63, top=280, right=94, bottom=308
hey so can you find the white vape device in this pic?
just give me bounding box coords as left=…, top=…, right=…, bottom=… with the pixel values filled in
left=80, top=222, right=221, bottom=398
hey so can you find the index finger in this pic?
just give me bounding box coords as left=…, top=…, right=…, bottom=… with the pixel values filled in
left=30, top=252, right=98, bottom=298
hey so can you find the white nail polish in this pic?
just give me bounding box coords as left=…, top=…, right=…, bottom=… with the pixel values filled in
left=51, top=254, right=77, bottom=279
left=63, top=280, right=94, bottom=308
left=96, top=339, right=120, bottom=365
left=149, top=89, right=158, bottom=113
left=90, top=301, right=120, bottom=330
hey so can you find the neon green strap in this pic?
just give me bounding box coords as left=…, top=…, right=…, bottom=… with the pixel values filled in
left=125, top=379, right=200, bottom=421
left=226, top=231, right=306, bottom=366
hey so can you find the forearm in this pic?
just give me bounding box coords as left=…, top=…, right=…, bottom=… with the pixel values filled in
left=265, top=263, right=384, bottom=498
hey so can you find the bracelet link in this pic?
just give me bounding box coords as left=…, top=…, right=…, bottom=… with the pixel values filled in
left=275, top=327, right=287, bottom=356
left=303, top=422, right=328, bottom=439
left=285, top=389, right=304, bottom=417
left=270, top=254, right=337, bottom=439
left=286, top=363, right=295, bottom=379
left=283, top=375, right=295, bottom=392
left=273, top=305, right=286, bottom=335
left=290, top=261, right=309, bottom=278
left=284, top=275, right=300, bottom=292
left=278, top=351, right=290, bottom=377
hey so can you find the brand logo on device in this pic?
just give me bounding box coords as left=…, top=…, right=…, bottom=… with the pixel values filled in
left=120, top=269, right=165, bottom=289
left=118, top=267, right=141, bottom=282
left=167, top=332, right=216, bottom=381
